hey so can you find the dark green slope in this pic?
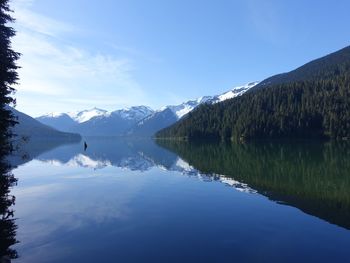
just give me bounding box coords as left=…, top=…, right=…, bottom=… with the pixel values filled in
left=254, top=45, right=350, bottom=89
left=157, top=45, right=350, bottom=140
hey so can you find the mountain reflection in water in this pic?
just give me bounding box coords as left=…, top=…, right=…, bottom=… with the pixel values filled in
left=157, top=140, right=350, bottom=230
left=5, top=137, right=350, bottom=262
left=12, top=137, right=350, bottom=231
left=13, top=137, right=255, bottom=192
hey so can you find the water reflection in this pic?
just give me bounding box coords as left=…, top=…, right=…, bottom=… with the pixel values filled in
left=157, top=140, right=350, bottom=230
left=16, top=138, right=259, bottom=193
left=13, top=137, right=350, bottom=230
left=1, top=137, right=82, bottom=262
left=8, top=137, right=81, bottom=168
left=7, top=138, right=350, bottom=262
left=29, top=137, right=178, bottom=171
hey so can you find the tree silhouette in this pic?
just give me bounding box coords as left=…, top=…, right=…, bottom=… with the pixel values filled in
left=0, top=0, right=20, bottom=154
left=0, top=0, right=20, bottom=261
left=0, top=158, right=18, bottom=261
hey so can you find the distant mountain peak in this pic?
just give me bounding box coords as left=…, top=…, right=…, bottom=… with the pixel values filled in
left=129, top=81, right=259, bottom=137
left=216, top=81, right=259, bottom=103
left=41, top=112, right=68, bottom=118
left=112, top=105, right=155, bottom=121
left=163, top=81, right=260, bottom=119
left=67, top=108, right=110, bottom=123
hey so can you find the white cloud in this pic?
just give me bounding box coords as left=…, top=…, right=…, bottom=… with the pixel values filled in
left=13, top=0, right=73, bottom=37
left=12, top=0, right=35, bottom=8
left=16, top=8, right=73, bottom=37
left=11, top=0, right=149, bottom=116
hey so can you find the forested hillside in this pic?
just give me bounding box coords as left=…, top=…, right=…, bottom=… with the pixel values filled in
left=156, top=46, right=350, bottom=140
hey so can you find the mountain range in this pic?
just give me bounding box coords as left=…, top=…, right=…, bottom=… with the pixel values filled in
left=157, top=45, right=350, bottom=140
left=8, top=107, right=81, bottom=142
left=36, top=82, right=259, bottom=137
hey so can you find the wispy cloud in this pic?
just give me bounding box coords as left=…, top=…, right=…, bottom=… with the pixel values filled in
left=13, top=0, right=73, bottom=37
left=11, top=0, right=149, bottom=116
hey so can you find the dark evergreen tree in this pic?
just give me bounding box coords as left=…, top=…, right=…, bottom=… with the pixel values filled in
left=0, top=157, right=18, bottom=261
left=0, top=1, right=19, bottom=260
left=0, top=0, right=20, bottom=154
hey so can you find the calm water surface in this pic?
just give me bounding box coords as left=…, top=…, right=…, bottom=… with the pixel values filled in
left=4, top=138, right=350, bottom=262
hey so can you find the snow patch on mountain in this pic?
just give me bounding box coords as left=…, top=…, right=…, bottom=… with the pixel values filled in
left=215, top=81, right=259, bottom=103
left=41, top=112, right=68, bottom=118
left=154, top=82, right=259, bottom=121
left=174, top=105, right=192, bottom=119
left=41, top=106, right=154, bottom=124
left=157, top=96, right=213, bottom=120
left=113, top=106, right=154, bottom=121
left=67, top=108, right=110, bottom=123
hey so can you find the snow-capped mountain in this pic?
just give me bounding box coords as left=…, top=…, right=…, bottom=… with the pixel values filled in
left=166, top=96, right=213, bottom=119
left=213, top=82, right=259, bottom=103
left=37, top=112, right=77, bottom=131
left=36, top=82, right=258, bottom=137
left=68, top=108, right=110, bottom=123
left=37, top=108, right=109, bottom=131
left=36, top=106, right=155, bottom=136
left=39, top=108, right=109, bottom=125
left=166, top=82, right=259, bottom=118
left=70, top=106, right=155, bottom=136
left=112, top=106, right=154, bottom=121
left=129, top=81, right=259, bottom=136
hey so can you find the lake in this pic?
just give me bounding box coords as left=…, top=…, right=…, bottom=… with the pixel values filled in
left=3, top=137, right=350, bottom=262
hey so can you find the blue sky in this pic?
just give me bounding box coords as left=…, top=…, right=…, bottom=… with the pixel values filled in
left=12, top=0, right=350, bottom=116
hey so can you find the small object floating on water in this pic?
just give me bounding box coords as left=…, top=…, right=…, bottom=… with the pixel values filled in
left=84, top=141, right=88, bottom=151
